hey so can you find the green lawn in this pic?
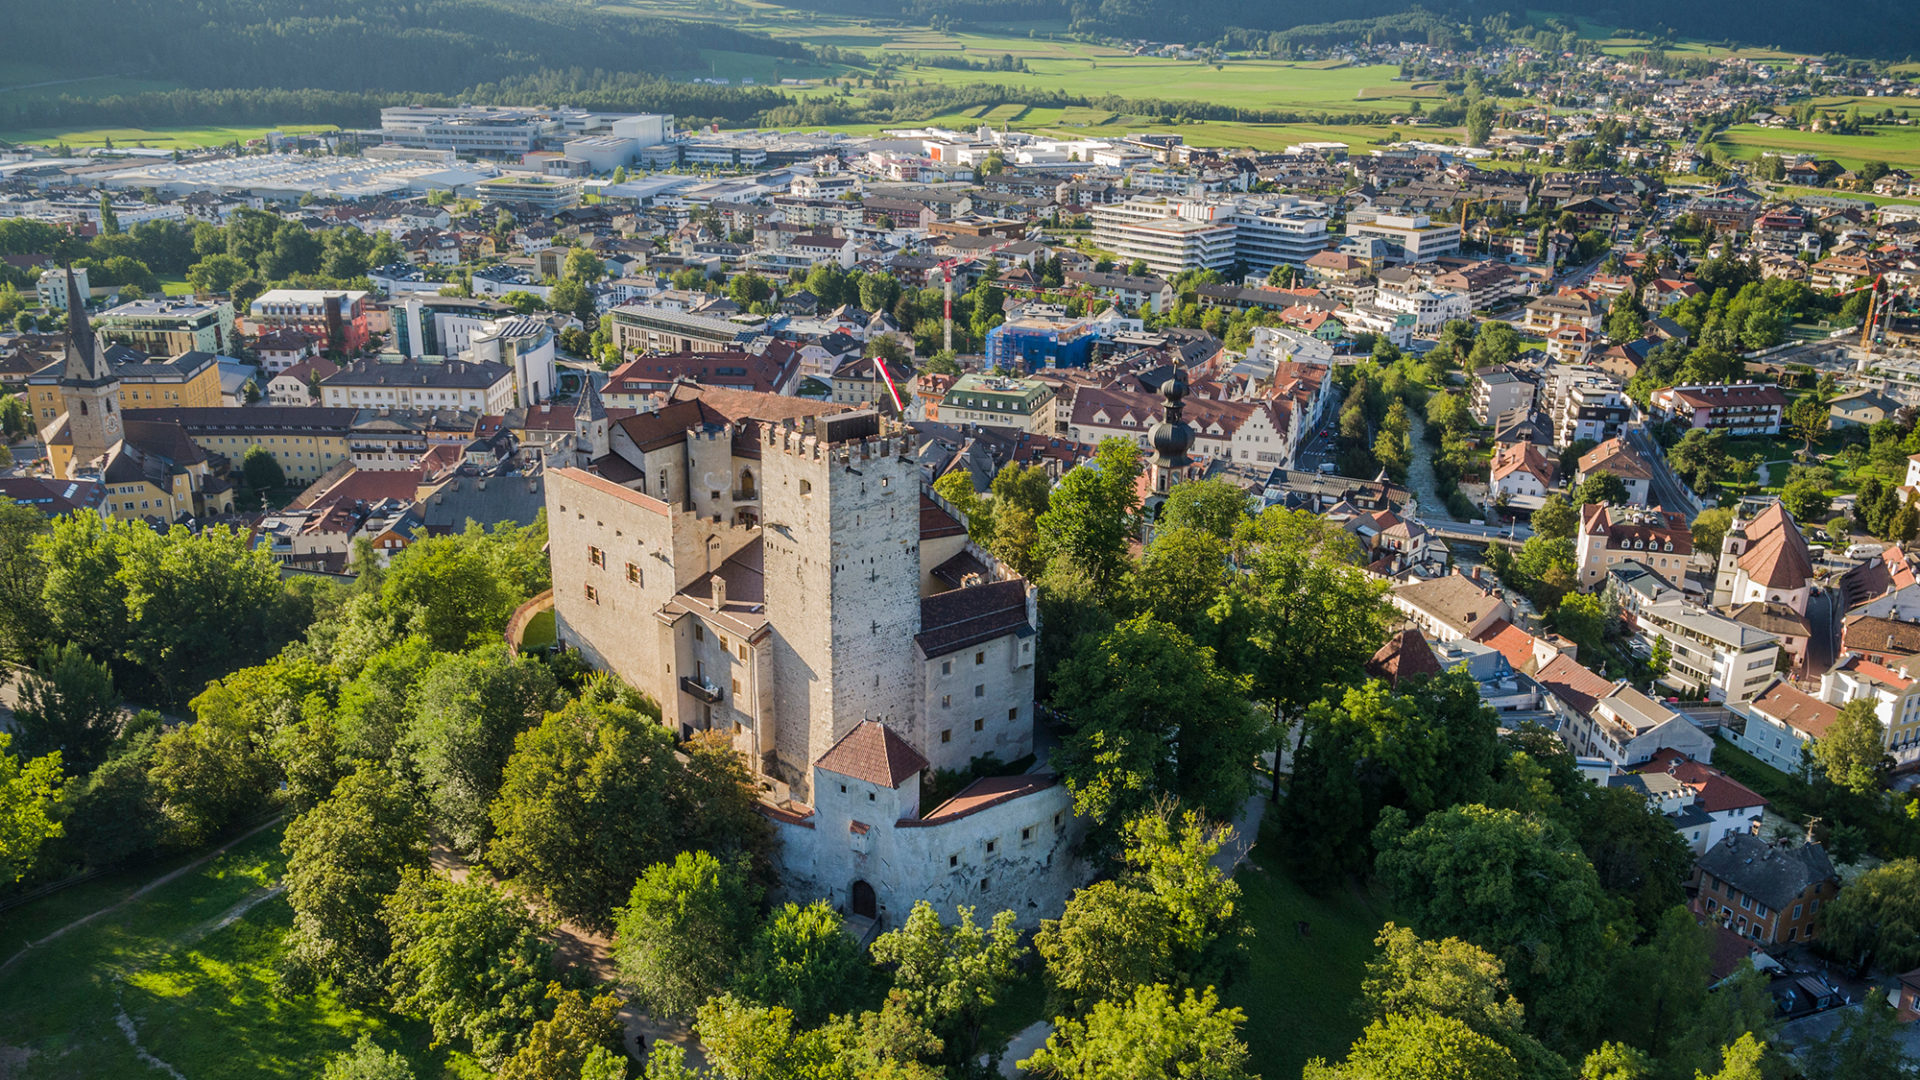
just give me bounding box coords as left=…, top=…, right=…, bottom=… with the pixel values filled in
left=1713, top=123, right=1920, bottom=172
left=1225, top=831, right=1392, bottom=1077
left=0, top=124, right=339, bottom=151
left=0, top=826, right=482, bottom=1080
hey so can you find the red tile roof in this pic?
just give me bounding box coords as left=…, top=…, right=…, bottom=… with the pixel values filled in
left=908, top=773, right=1057, bottom=825
left=1736, top=503, right=1815, bottom=590
left=1640, top=748, right=1769, bottom=813
left=1474, top=618, right=1541, bottom=674
left=1535, top=654, right=1615, bottom=715
left=1367, top=628, right=1444, bottom=686
left=814, top=721, right=929, bottom=788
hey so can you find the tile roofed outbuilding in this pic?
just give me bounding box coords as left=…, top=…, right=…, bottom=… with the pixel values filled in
left=1366, top=628, right=1445, bottom=686
left=814, top=720, right=930, bottom=789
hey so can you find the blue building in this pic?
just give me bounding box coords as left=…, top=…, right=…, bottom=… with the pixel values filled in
left=984, top=313, right=1099, bottom=372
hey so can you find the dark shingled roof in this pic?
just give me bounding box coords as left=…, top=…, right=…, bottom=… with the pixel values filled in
left=1696, top=832, right=1835, bottom=911
left=916, top=579, right=1031, bottom=658
left=920, top=494, right=966, bottom=540
left=814, top=721, right=929, bottom=788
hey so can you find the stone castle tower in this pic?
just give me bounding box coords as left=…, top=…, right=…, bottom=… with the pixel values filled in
left=758, top=413, right=923, bottom=799
left=572, top=376, right=608, bottom=467
left=57, top=265, right=121, bottom=474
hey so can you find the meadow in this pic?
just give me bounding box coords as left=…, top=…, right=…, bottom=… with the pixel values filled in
left=0, top=827, right=481, bottom=1080
left=1712, top=122, right=1920, bottom=171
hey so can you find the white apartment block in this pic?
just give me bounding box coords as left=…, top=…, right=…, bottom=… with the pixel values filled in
left=1819, top=655, right=1920, bottom=763
left=1088, top=196, right=1329, bottom=275
left=1344, top=212, right=1462, bottom=263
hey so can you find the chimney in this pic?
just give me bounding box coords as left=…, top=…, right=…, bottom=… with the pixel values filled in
left=711, top=573, right=727, bottom=608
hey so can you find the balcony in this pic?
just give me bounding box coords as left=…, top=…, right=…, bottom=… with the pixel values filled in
left=680, top=675, right=724, bottom=704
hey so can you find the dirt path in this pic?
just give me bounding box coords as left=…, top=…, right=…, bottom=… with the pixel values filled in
left=0, top=815, right=287, bottom=979
left=427, top=842, right=704, bottom=1068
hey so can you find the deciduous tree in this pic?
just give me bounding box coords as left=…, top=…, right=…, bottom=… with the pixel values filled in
left=404, top=647, right=559, bottom=853
left=382, top=871, right=551, bottom=1066
left=282, top=762, right=429, bottom=1000
left=869, top=901, right=1026, bottom=1069
left=0, top=733, right=63, bottom=883
left=613, top=850, right=760, bottom=1019
left=1815, top=699, right=1887, bottom=795
left=736, top=900, right=871, bottom=1026
left=10, top=642, right=121, bottom=774
left=1821, top=858, right=1920, bottom=972
left=496, top=985, right=625, bottom=1080
left=1019, top=985, right=1255, bottom=1080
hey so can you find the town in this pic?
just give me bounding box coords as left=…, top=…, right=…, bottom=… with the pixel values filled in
left=6, top=22, right=1920, bottom=1080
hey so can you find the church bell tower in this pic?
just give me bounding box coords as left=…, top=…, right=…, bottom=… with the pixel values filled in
left=56, top=265, right=121, bottom=474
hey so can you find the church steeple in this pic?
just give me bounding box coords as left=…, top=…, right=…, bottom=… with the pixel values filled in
left=55, top=263, right=122, bottom=476
left=59, top=264, right=113, bottom=387
left=1148, top=369, right=1194, bottom=496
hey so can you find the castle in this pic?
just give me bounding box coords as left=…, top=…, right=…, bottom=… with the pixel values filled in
left=545, top=381, right=1085, bottom=928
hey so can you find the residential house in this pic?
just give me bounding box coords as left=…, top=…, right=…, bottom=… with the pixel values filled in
left=1616, top=748, right=1769, bottom=854
left=1818, top=654, right=1920, bottom=763
left=1577, top=437, right=1654, bottom=505
left=1576, top=504, right=1692, bottom=588
left=1471, top=366, right=1536, bottom=425
left=1389, top=572, right=1512, bottom=643
left=1650, top=383, right=1790, bottom=436
left=1611, top=563, right=1781, bottom=703
left=1537, top=654, right=1715, bottom=767
left=1692, top=832, right=1838, bottom=947
left=1829, top=388, right=1903, bottom=429
left=1728, top=678, right=1840, bottom=776
left=1488, top=441, right=1558, bottom=512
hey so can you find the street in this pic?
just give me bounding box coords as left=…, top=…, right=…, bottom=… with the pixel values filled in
left=1626, top=426, right=1699, bottom=521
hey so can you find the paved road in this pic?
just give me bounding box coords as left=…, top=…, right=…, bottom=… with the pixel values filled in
left=1807, top=587, right=1841, bottom=675
left=1626, top=426, right=1699, bottom=521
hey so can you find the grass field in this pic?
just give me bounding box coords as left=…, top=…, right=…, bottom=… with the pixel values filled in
left=1713, top=123, right=1920, bottom=171
left=0, top=826, right=481, bottom=1080
left=0, top=124, right=339, bottom=151
left=1225, top=822, right=1392, bottom=1077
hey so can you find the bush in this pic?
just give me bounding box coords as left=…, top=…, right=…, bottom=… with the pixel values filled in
left=1446, top=491, right=1480, bottom=520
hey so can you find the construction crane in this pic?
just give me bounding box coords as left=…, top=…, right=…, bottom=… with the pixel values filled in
left=936, top=235, right=1026, bottom=355
left=1836, top=274, right=1898, bottom=348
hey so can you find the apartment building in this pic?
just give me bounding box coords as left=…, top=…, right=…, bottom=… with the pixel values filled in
left=1344, top=212, right=1462, bottom=263
left=1536, top=654, right=1715, bottom=767
left=125, top=406, right=355, bottom=483
left=1650, top=383, right=1790, bottom=436
left=1576, top=438, right=1653, bottom=505
left=608, top=305, right=762, bottom=356
left=248, top=289, right=372, bottom=353
left=1559, top=378, right=1631, bottom=445
left=95, top=298, right=234, bottom=356
left=1062, top=270, right=1174, bottom=314
left=1470, top=366, right=1535, bottom=425
left=938, top=374, right=1057, bottom=434
left=1522, top=293, right=1603, bottom=334
left=1576, top=505, right=1692, bottom=588
left=1819, top=654, right=1920, bottom=762
left=1389, top=572, right=1512, bottom=643
left=1088, top=197, right=1329, bottom=275
left=1728, top=679, right=1840, bottom=776
left=319, top=358, right=516, bottom=414
left=1693, top=832, right=1837, bottom=947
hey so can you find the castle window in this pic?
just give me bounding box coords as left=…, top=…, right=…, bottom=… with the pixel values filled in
left=975, top=651, right=985, bottom=665
left=974, top=718, right=984, bottom=732
left=974, top=684, right=984, bottom=698
left=941, top=729, right=951, bottom=743
left=949, top=854, right=959, bottom=868
left=738, top=644, right=747, bottom=661
left=1021, top=826, right=1032, bottom=843
left=980, top=878, right=990, bottom=892
left=800, top=479, right=812, bottom=496
left=1009, top=707, right=1018, bottom=721
left=627, top=563, right=641, bottom=584
left=584, top=584, right=598, bottom=603
left=588, top=546, right=605, bottom=567
left=941, top=660, right=952, bottom=675
left=839, top=784, right=847, bottom=794
left=694, top=624, right=705, bottom=642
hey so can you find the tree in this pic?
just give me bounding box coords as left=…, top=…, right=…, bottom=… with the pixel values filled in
left=98, top=195, right=120, bottom=236
left=869, top=901, right=1026, bottom=1069
left=322, top=1037, right=416, bottom=1080
left=379, top=530, right=524, bottom=652
left=149, top=692, right=279, bottom=846
left=548, top=279, right=596, bottom=323
left=9, top=642, right=121, bottom=774
left=11, top=311, right=35, bottom=334
left=921, top=352, right=962, bottom=376
left=1691, top=507, right=1734, bottom=555
left=1305, top=1013, right=1519, bottom=1080
left=1605, top=290, right=1643, bottom=343
left=186, top=252, right=250, bottom=295
left=241, top=445, right=286, bottom=490
left=1552, top=592, right=1610, bottom=660
left=1668, top=429, right=1731, bottom=492
left=1578, top=1043, right=1652, bottom=1080
left=1466, top=100, right=1498, bottom=148
left=1426, top=391, right=1473, bottom=438
left=1034, top=438, right=1142, bottom=599
left=1373, top=804, right=1619, bottom=1048
left=1129, top=526, right=1231, bottom=638
left=613, top=850, right=760, bottom=1019
left=1780, top=477, right=1833, bottom=523
left=1359, top=924, right=1564, bottom=1079
left=382, top=871, right=552, bottom=1066
left=0, top=733, right=64, bottom=884
left=1018, top=985, right=1255, bottom=1080
left=488, top=683, right=678, bottom=929
left=1208, top=507, right=1395, bottom=790
left=1821, top=859, right=1920, bottom=972
left=1157, top=478, right=1250, bottom=540
left=737, top=900, right=870, bottom=1027
left=1695, top=1034, right=1766, bottom=1080
left=1787, top=392, right=1831, bottom=458
left=1531, top=494, right=1577, bottom=541
left=1281, top=673, right=1501, bottom=886
left=1799, top=988, right=1916, bottom=1080
left=281, top=762, right=429, bottom=1000
left=1815, top=699, right=1887, bottom=795
left=405, top=646, right=558, bottom=853
left=496, top=985, right=625, bottom=1080
left=1469, top=322, right=1520, bottom=369
left=0, top=392, right=31, bottom=441
left=1576, top=472, right=1629, bottom=507
left=1035, top=807, right=1248, bottom=1015
left=563, top=247, right=606, bottom=284
left=1048, top=616, right=1265, bottom=856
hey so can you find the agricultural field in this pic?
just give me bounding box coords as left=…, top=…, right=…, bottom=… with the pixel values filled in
left=1712, top=123, right=1920, bottom=171
left=0, top=124, right=340, bottom=151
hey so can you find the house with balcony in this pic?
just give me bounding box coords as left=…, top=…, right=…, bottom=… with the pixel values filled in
left=1728, top=678, right=1840, bottom=776
left=1536, top=654, right=1715, bottom=767
left=1649, top=383, right=1790, bottom=436
left=1614, top=748, right=1769, bottom=854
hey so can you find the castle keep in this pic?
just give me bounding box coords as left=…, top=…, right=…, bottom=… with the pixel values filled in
left=545, top=385, right=1082, bottom=927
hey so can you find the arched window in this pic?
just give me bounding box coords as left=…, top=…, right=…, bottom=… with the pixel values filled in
left=738, top=468, right=756, bottom=498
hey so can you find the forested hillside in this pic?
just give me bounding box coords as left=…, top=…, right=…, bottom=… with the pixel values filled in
left=6, top=0, right=805, bottom=93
